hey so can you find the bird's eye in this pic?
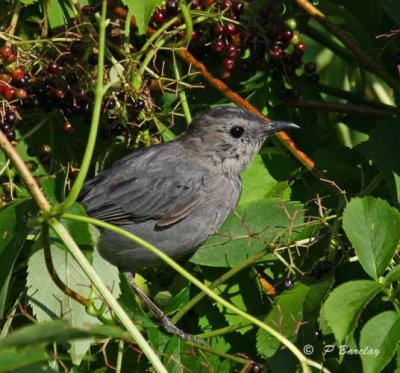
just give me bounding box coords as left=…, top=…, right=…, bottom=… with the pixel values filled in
left=230, top=126, right=244, bottom=138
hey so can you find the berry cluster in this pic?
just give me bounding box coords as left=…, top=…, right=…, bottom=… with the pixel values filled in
left=151, top=0, right=244, bottom=78
left=0, top=41, right=149, bottom=146
left=0, top=46, right=30, bottom=141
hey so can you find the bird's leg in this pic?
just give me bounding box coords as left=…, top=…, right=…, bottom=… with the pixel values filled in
left=125, top=273, right=203, bottom=344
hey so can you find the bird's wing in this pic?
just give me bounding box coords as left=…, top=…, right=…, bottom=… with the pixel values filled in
left=80, top=144, right=209, bottom=226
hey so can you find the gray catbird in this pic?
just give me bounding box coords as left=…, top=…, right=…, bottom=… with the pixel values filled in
left=80, top=106, right=298, bottom=271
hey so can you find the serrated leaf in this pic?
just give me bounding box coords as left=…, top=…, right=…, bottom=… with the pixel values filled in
left=342, top=197, right=400, bottom=279
left=239, top=155, right=279, bottom=206
left=26, top=241, right=120, bottom=364
left=321, top=280, right=383, bottom=343
left=122, top=0, right=163, bottom=35
left=360, top=311, right=400, bottom=373
left=27, top=244, right=95, bottom=364
left=191, top=198, right=304, bottom=267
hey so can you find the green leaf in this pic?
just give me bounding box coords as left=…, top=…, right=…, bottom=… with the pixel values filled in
left=256, top=277, right=333, bottom=357
left=122, top=0, right=163, bottom=35
left=19, top=0, right=38, bottom=4
left=26, top=242, right=120, bottom=364
left=47, top=0, right=76, bottom=29
left=342, top=197, right=400, bottom=279
left=206, top=268, right=264, bottom=332
left=321, top=280, right=383, bottom=343
left=385, top=265, right=400, bottom=284
left=0, top=200, right=31, bottom=318
left=0, top=320, right=129, bottom=349
left=190, top=198, right=304, bottom=267
left=239, top=155, right=279, bottom=206
left=0, top=345, right=49, bottom=373
left=360, top=311, right=400, bottom=373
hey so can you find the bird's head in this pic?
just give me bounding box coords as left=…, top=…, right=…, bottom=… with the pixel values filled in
left=182, top=106, right=299, bottom=175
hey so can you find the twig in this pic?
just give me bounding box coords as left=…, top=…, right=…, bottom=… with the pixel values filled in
left=42, top=224, right=89, bottom=306
left=296, top=0, right=400, bottom=95
left=0, top=130, right=51, bottom=212
left=317, top=83, right=400, bottom=113
left=280, top=99, right=397, bottom=116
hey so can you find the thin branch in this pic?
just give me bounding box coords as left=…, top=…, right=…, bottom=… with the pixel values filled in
left=280, top=99, right=397, bottom=116
left=0, top=130, right=51, bottom=212
left=296, top=0, right=400, bottom=95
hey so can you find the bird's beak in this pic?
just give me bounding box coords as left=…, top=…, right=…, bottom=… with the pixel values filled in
left=263, top=121, right=300, bottom=135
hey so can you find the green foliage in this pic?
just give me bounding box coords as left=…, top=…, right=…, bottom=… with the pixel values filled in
left=1, top=0, right=400, bottom=371
left=122, top=0, right=164, bottom=34
left=342, top=197, right=400, bottom=279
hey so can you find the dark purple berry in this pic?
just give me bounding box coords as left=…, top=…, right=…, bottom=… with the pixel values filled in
left=232, top=1, right=244, bottom=14
left=221, top=0, right=232, bottom=10
left=222, top=57, right=235, bottom=70
left=5, top=111, right=16, bottom=124
left=106, top=99, right=116, bottom=109
left=214, top=23, right=223, bottom=35
left=0, top=123, right=11, bottom=131
left=280, top=29, right=293, bottom=41
left=6, top=129, right=16, bottom=141
left=152, top=9, right=165, bottom=24
left=88, top=53, right=98, bottom=65
left=63, top=121, right=74, bottom=133
left=270, top=44, right=283, bottom=59
left=211, top=39, right=225, bottom=53
left=250, top=364, right=261, bottom=373
left=135, top=99, right=145, bottom=111
left=223, top=23, right=236, bottom=36
left=47, top=62, right=60, bottom=75
left=304, top=62, right=316, bottom=74
left=191, top=0, right=201, bottom=8
left=296, top=42, right=307, bottom=53
left=225, top=43, right=238, bottom=57
left=81, top=5, right=95, bottom=16
left=166, top=0, right=179, bottom=14
left=202, top=0, right=215, bottom=6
